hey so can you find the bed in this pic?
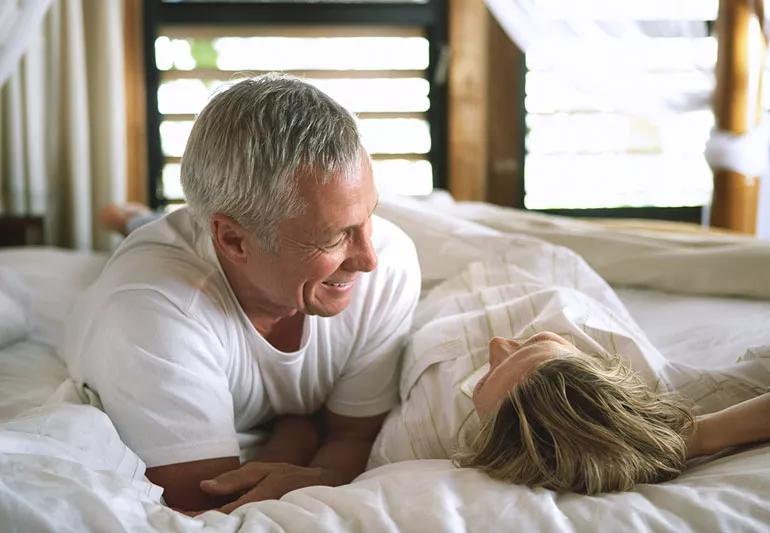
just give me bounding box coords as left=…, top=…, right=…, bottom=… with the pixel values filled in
left=3, top=0, right=770, bottom=529
left=1, top=193, right=770, bottom=532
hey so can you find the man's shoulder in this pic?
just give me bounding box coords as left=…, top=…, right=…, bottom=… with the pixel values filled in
left=89, top=214, right=226, bottom=316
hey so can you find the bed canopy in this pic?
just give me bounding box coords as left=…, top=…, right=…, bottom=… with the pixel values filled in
left=0, top=0, right=53, bottom=88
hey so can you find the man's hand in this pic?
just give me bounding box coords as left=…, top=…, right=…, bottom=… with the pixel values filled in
left=147, top=456, right=241, bottom=512
left=196, top=409, right=387, bottom=514
left=200, top=462, right=339, bottom=513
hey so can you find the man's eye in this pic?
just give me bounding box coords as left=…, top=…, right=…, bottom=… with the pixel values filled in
left=326, top=234, right=347, bottom=248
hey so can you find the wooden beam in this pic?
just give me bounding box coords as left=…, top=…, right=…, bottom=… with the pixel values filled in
left=370, top=153, right=428, bottom=161
left=485, top=9, right=525, bottom=207
left=447, top=0, right=489, bottom=201
left=165, top=153, right=429, bottom=165
left=356, top=112, right=427, bottom=120
left=159, top=69, right=427, bottom=81
left=123, top=0, right=148, bottom=204
left=711, top=0, right=766, bottom=233
left=159, top=24, right=425, bottom=39
left=160, top=111, right=429, bottom=121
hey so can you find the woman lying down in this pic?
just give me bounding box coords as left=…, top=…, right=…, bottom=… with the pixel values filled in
left=368, top=243, right=770, bottom=494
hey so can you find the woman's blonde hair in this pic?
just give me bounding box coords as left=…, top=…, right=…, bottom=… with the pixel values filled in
left=454, top=351, right=693, bottom=494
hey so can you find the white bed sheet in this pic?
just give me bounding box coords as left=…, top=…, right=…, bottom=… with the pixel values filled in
left=0, top=248, right=107, bottom=347
left=1, top=197, right=770, bottom=532
left=618, top=288, right=770, bottom=369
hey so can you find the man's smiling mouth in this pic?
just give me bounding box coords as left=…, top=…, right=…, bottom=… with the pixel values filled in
left=323, top=281, right=352, bottom=288
left=321, top=277, right=357, bottom=289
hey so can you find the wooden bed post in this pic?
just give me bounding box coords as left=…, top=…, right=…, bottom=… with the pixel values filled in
left=123, top=0, right=148, bottom=205
left=447, top=0, right=489, bottom=201
left=711, top=0, right=767, bottom=233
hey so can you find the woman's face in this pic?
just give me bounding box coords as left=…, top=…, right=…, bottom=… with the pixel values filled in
left=472, top=332, right=576, bottom=416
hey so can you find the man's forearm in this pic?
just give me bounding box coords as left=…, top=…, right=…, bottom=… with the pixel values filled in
left=196, top=436, right=375, bottom=513
left=196, top=411, right=386, bottom=511
left=309, top=435, right=376, bottom=486
left=253, top=415, right=321, bottom=465
left=692, top=392, right=770, bottom=457
left=306, top=409, right=386, bottom=486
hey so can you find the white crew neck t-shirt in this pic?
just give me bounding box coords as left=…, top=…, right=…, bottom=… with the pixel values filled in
left=62, top=207, right=420, bottom=468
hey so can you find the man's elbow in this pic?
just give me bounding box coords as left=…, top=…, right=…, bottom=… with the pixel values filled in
left=146, top=456, right=241, bottom=512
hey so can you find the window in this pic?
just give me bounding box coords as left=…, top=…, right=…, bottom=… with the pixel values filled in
left=144, top=1, right=447, bottom=208
left=522, top=1, right=719, bottom=219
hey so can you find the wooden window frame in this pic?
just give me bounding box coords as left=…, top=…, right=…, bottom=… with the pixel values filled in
left=451, top=3, right=712, bottom=223
left=142, top=0, right=448, bottom=209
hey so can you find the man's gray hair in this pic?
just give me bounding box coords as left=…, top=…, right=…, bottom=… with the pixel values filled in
left=180, top=74, right=361, bottom=251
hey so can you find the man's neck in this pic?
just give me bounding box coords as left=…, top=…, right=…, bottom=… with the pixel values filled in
left=214, top=245, right=301, bottom=341
left=261, top=312, right=305, bottom=352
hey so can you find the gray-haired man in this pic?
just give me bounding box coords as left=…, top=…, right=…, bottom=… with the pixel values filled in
left=63, top=75, right=421, bottom=513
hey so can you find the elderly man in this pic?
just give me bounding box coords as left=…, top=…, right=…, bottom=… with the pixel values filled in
left=62, top=75, right=421, bottom=513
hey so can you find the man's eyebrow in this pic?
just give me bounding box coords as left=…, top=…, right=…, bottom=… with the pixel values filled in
left=313, top=197, right=379, bottom=243
left=336, top=196, right=379, bottom=234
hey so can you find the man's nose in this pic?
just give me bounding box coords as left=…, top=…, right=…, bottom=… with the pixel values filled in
left=344, top=229, right=378, bottom=273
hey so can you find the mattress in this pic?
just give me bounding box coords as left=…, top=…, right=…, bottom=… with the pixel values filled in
left=1, top=197, right=769, bottom=532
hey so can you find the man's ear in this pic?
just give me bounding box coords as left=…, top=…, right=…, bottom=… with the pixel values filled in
left=210, top=213, right=251, bottom=264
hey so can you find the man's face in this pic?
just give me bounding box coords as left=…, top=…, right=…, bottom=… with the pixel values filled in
left=243, top=155, right=379, bottom=318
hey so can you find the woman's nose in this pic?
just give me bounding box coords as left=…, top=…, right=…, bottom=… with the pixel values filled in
left=507, top=337, right=522, bottom=349
left=488, top=337, right=516, bottom=367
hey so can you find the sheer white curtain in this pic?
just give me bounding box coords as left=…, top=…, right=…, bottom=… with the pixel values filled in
left=0, top=0, right=126, bottom=251
left=485, top=0, right=770, bottom=236
left=484, top=0, right=713, bottom=114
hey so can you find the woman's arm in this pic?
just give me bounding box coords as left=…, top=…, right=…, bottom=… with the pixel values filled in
left=687, top=392, right=770, bottom=458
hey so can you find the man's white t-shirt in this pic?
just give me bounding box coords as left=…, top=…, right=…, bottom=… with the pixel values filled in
left=62, top=208, right=421, bottom=468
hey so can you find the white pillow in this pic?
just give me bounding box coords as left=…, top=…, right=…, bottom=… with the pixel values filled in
left=0, top=268, right=30, bottom=349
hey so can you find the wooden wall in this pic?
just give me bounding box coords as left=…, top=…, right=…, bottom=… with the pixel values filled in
left=447, top=0, right=525, bottom=207
left=123, top=0, right=148, bottom=204
left=448, top=0, right=768, bottom=231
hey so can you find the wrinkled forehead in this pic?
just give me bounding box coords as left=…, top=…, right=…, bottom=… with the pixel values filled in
left=286, top=161, right=377, bottom=236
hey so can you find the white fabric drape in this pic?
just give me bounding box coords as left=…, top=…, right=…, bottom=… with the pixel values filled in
left=0, top=0, right=55, bottom=88
left=484, top=0, right=718, bottom=48
left=485, top=0, right=770, bottom=237
left=484, top=0, right=712, bottom=114
left=0, top=0, right=125, bottom=251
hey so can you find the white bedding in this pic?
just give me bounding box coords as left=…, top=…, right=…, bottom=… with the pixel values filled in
left=368, top=251, right=770, bottom=469
left=1, top=197, right=770, bottom=532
